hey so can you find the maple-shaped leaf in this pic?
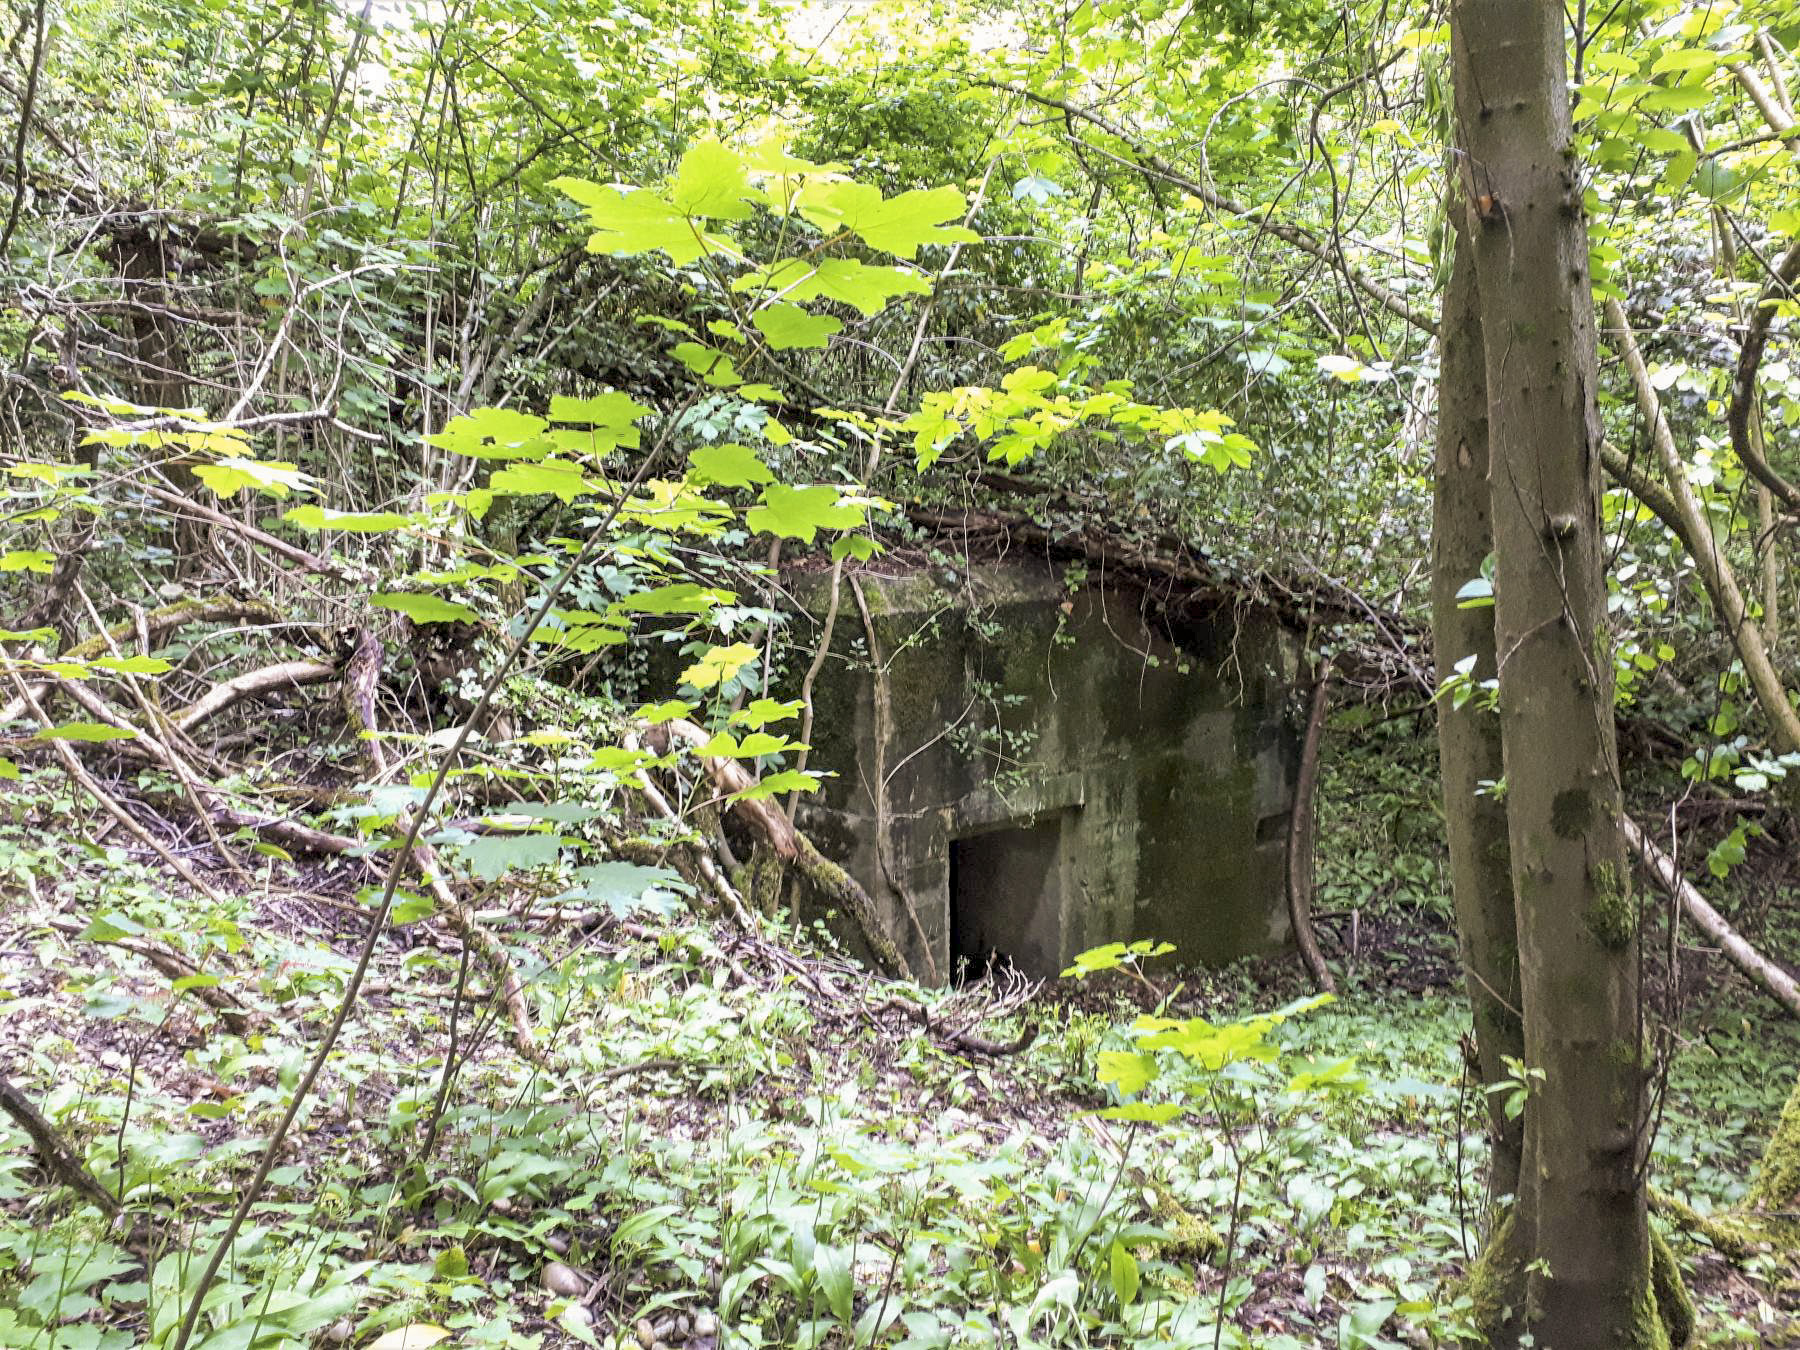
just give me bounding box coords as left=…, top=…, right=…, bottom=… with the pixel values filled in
left=752, top=303, right=842, bottom=351
left=193, top=457, right=308, bottom=498
left=688, top=442, right=774, bottom=488
left=285, top=505, right=415, bottom=533
left=488, top=459, right=594, bottom=502
left=797, top=182, right=980, bottom=258
left=426, top=407, right=551, bottom=460
left=745, top=483, right=865, bottom=543
left=372, top=593, right=477, bottom=623
left=548, top=391, right=651, bottom=429
left=552, top=177, right=733, bottom=264
left=668, top=141, right=759, bottom=220
left=680, top=641, right=759, bottom=690
left=734, top=258, right=930, bottom=316
left=672, top=342, right=743, bottom=388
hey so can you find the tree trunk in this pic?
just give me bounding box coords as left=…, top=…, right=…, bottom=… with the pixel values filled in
left=1431, top=211, right=1523, bottom=1204
left=1451, top=4, right=1679, bottom=1345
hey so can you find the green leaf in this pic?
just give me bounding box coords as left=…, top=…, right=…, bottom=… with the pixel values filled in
left=566, top=861, right=685, bottom=916
left=554, top=177, right=729, bottom=264
left=746, top=483, right=865, bottom=542
left=668, top=140, right=758, bottom=220
left=91, top=655, right=174, bottom=675
left=0, top=758, right=18, bottom=781
left=813, top=1244, right=854, bottom=1320
left=372, top=593, right=477, bottom=624
left=679, top=641, right=758, bottom=690
left=753, top=303, right=842, bottom=351
left=427, top=407, right=551, bottom=459
left=798, top=182, right=980, bottom=258
left=672, top=342, right=743, bottom=388
left=730, top=697, right=805, bottom=729
left=549, top=391, right=652, bottom=429
left=81, top=911, right=147, bottom=941
left=36, top=721, right=136, bottom=742
left=615, top=582, right=732, bottom=615
left=1635, top=127, right=1690, bottom=154
left=285, top=505, right=415, bottom=533
left=1097, top=1050, right=1157, bottom=1096
left=489, top=460, right=594, bottom=501
left=0, top=550, right=54, bottom=573
left=1094, top=1101, right=1183, bottom=1124
left=1640, top=85, right=1712, bottom=113
left=729, top=768, right=821, bottom=801
left=192, top=457, right=308, bottom=498
left=1108, top=1240, right=1140, bottom=1306
left=830, top=534, right=878, bottom=562
left=735, top=257, right=931, bottom=316
left=689, top=442, right=775, bottom=488
left=459, top=832, right=563, bottom=880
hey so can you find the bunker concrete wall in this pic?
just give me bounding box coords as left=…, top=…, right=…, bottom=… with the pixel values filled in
left=791, top=559, right=1302, bottom=982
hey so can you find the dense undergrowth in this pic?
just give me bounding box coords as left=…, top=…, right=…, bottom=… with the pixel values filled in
left=2, top=722, right=1793, bottom=1350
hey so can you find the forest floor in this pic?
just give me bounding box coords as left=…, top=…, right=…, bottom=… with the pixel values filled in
left=1, top=791, right=1796, bottom=1350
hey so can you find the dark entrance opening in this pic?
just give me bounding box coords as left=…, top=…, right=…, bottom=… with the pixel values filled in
left=948, top=815, right=1066, bottom=981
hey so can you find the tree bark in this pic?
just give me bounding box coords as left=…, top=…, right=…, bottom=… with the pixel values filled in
left=1452, top=4, right=1676, bottom=1344
left=1431, top=211, right=1523, bottom=1204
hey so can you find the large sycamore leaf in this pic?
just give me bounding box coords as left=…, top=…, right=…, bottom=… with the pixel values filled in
left=688, top=442, right=774, bottom=488
left=193, top=457, right=308, bottom=498
left=797, top=182, right=980, bottom=258
left=668, top=140, right=759, bottom=220
left=548, top=391, right=651, bottom=430
left=671, top=342, right=743, bottom=388
left=285, top=505, right=415, bottom=533
left=752, top=303, right=842, bottom=351
left=679, top=641, right=758, bottom=690
left=735, top=257, right=930, bottom=317
left=426, top=407, right=551, bottom=460
left=745, top=483, right=865, bottom=543
left=488, top=460, right=595, bottom=502
left=553, top=178, right=733, bottom=264
left=36, top=721, right=136, bottom=743
left=372, top=593, right=477, bottom=624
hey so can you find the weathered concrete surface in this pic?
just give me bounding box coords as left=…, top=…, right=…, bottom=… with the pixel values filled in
left=792, top=559, right=1302, bottom=982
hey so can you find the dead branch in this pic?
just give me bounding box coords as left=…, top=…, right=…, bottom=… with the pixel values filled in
left=1, top=596, right=290, bottom=725
left=46, top=917, right=253, bottom=1033
left=339, top=630, right=541, bottom=1061
left=649, top=719, right=911, bottom=980
left=0, top=1074, right=120, bottom=1216
left=175, top=660, right=339, bottom=733
left=5, top=669, right=226, bottom=903
left=1623, top=816, right=1800, bottom=1019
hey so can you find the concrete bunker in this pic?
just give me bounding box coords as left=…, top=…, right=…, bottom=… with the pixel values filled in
left=789, top=554, right=1305, bottom=984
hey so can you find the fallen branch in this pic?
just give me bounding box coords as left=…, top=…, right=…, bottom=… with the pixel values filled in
left=0, top=1073, right=121, bottom=1216
left=46, top=917, right=254, bottom=1033
left=649, top=719, right=911, bottom=980
left=175, top=660, right=340, bottom=733
left=1623, top=815, right=1800, bottom=1018
left=339, top=630, right=541, bottom=1062
left=879, top=997, right=1038, bottom=1056
left=5, top=669, right=226, bottom=904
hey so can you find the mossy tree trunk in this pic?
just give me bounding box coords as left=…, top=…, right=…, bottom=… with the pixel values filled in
left=1448, top=4, right=1680, bottom=1345
left=1431, top=210, right=1523, bottom=1206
